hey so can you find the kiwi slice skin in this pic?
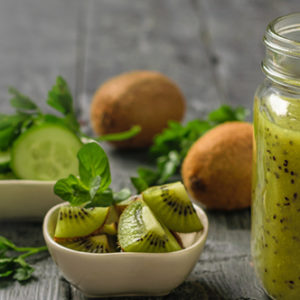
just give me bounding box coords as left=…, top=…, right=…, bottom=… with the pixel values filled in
left=54, top=206, right=110, bottom=241
left=118, top=199, right=182, bottom=253
left=142, top=182, right=203, bottom=233
left=61, top=235, right=110, bottom=253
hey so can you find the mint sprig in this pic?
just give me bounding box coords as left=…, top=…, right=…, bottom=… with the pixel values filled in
left=54, top=143, right=131, bottom=207
left=131, top=105, right=249, bottom=192
left=0, top=236, right=47, bottom=283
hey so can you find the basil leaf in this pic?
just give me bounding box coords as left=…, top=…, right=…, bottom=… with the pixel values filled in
left=77, top=143, right=111, bottom=192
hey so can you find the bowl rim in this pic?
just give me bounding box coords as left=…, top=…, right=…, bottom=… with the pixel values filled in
left=43, top=201, right=209, bottom=257
left=0, top=180, right=55, bottom=185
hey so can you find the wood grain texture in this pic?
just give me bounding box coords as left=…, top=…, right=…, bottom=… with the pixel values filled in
left=0, top=0, right=299, bottom=299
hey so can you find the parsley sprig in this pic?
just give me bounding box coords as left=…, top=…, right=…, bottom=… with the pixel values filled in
left=131, top=105, right=249, bottom=192
left=0, top=236, right=47, bottom=283
left=54, top=142, right=131, bottom=207
left=0, top=76, right=141, bottom=152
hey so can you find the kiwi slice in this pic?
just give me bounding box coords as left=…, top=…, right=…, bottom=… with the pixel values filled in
left=100, top=223, right=118, bottom=235
left=62, top=235, right=110, bottom=253
left=118, top=199, right=182, bottom=253
left=54, top=206, right=110, bottom=241
left=142, top=181, right=203, bottom=233
left=114, top=194, right=140, bottom=215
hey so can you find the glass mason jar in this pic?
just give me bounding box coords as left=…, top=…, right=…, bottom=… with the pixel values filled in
left=251, top=13, right=300, bottom=299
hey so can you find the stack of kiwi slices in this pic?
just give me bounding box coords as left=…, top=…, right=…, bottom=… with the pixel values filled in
left=54, top=182, right=203, bottom=253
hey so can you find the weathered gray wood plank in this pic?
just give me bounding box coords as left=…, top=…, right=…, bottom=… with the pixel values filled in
left=198, top=0, right=300, bottom=109
left=0, top=0, right=82, bottom=113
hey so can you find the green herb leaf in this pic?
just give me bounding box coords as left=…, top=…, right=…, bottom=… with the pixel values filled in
left=54, top=143, right=117, bottom=208
left=47, top=76, right=80, bottom=132
left=77, top=143, right=111, bottom=192
left=0, top=236, right=47, bottom=284
left=97, top=125, right=141, bottom=142
left=85, top=189, right=114, bottom=207
left=113, top=188, right=131, bottom=203
left=8, top=88, right=38, bottom=112
left=13, top=265, right=34, bottom=282
left=47, top=76, right=73, bottom=115
left=130, top=177, right=149, bottom=193
left=54, top=175, right=90, bottom=206
left=208, top=105, right=249, bottom=124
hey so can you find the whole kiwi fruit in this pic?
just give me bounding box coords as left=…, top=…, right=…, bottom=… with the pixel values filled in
left=182, top=122, right=253, bottom=210
left=90, top=71, right=185, bottom=148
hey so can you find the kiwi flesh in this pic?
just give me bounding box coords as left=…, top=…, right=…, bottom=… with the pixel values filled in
left=114, top=194, right=140, bottom=216
left=100, top=222, right=118, bottom=235
left=142, top=182, right=203, bottom=233
left=62, top=235, right=110, bottom=253
left=54, top=206, right=110, bottom=241
left=118, top=199, right=182, bottom=253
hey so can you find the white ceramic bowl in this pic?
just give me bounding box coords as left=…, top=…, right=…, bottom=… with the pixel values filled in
left=43, top=202, right=209, bottom=298
left=0, top=180, right=62, bottom=220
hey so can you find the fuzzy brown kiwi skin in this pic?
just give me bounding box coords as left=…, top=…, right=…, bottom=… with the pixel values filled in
left=54, top=208, right=110, bottom=243
left=90, top=70, right=185, bottom=149
left=182, top=122, right=253, bottom=211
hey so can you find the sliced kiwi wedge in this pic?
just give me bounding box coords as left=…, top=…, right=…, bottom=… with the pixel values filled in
left=114, top=194, right=140, bottom=216
left=118, top=199, right=182, bottom=253
left=62, top=235, right=110, bottom=253
left=142, top=181, right=203, bottom=233
left=54, top=206, right=110, bottom=241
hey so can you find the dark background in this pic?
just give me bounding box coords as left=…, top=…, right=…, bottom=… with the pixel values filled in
left=0, top=0, right=300, bottom=299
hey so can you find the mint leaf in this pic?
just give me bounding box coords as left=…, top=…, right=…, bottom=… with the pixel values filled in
left=85, top=189, right=114, bottom=208
left=113, top=188, right=131, bottom=203
left=54, top=175, right=90, bottom=206
left=13, top=265, right=34, bottom=282
left=0, top=237, right=47, bottom=284
left=131, top=177, right=148, bottom=193
left=208, top=105, right=249, bottom=124
left=47, top=76, right=80, bottom=132
left=97, top=125, right=141, bottom=142
left=47, top=76, right=73, bottom=115
left=9, top=88, right=38, bottom=112
left=77, top=143, right=111, bottom=192
left=137, top=167, right=158, bottom=186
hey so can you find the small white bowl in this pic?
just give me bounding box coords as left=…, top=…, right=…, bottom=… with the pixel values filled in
left=43, top=202, right=209, bottom=298
left=0, top=180, right=62, bottom=220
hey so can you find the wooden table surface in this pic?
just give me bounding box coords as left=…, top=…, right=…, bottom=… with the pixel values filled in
left=0, top=1, right=299, bottom=299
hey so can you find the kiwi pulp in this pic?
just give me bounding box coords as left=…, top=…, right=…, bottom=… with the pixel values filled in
left=54, top=206, right=110, bottom=241
left=142, top=182, right=203, bottom=233
left=118, top=199, right=182, bottom=253
left=62, top=234, right=110, bottom=253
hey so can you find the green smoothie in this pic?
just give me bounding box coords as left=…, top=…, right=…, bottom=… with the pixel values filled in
left=252, top=97, right=300, bottom=299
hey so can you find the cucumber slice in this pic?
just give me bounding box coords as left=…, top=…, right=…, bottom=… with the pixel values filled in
left=0, top=149, right=11, bottom=173
left=11, top=123, right=83, bottom=180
